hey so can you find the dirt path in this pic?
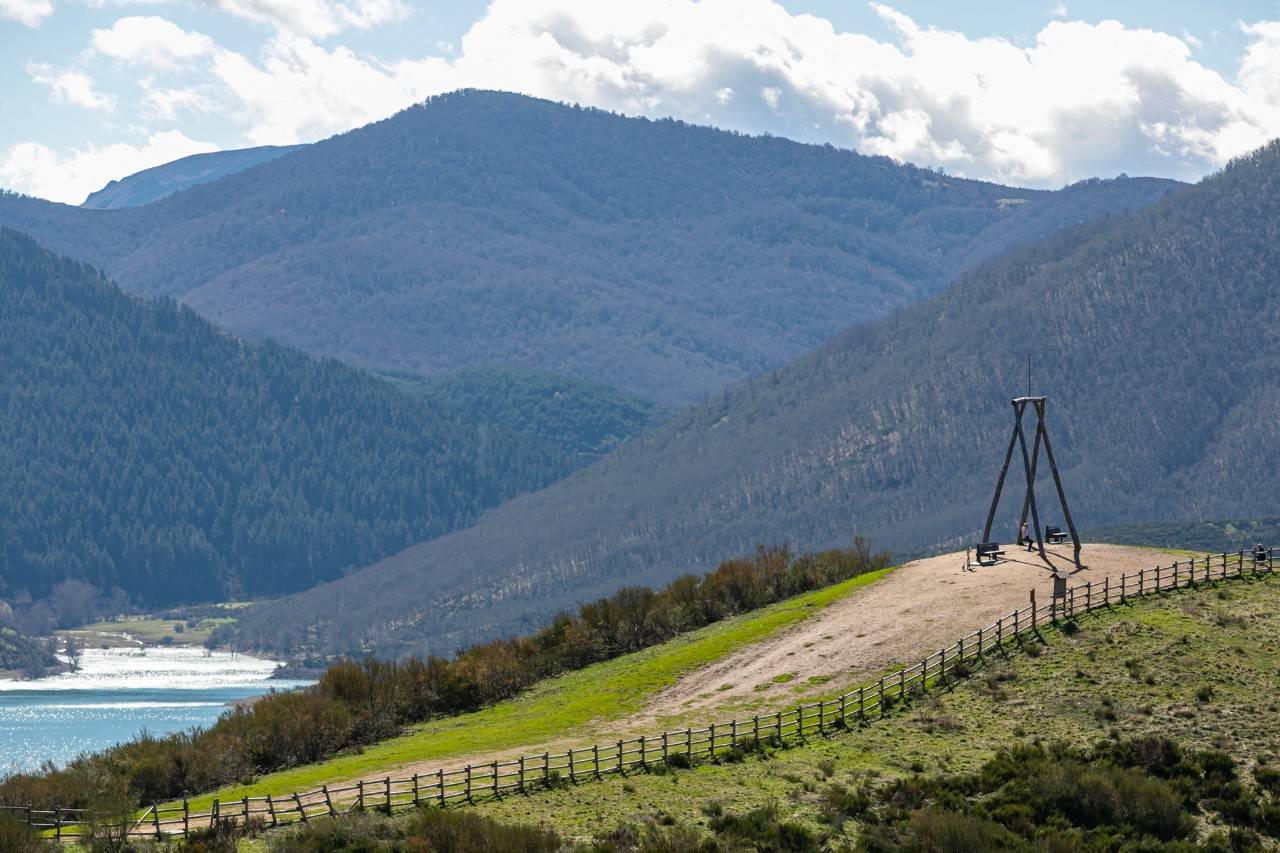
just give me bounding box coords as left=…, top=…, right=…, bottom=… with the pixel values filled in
left=637, top=542, right=1171, bottom=721
left=321, top=543, right=1175, bottom=794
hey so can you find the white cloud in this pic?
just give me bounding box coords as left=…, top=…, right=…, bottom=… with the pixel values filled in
left=203, top=0, right=409, bottom=38
left=0, top=130, right=217, bottom=204
left=27, top=63, right=115, bottom=110
left=0, top=0, right=52, bottom=26
left=1048, top=3, right=1068, bottom=18
left=92, top=16, right=215, bottom=68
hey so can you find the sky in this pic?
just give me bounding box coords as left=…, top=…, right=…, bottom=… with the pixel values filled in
left=3, top=1, right=1280, bottom=204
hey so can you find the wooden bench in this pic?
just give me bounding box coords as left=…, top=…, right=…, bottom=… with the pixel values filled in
left=1045, top=525, right=1069, bottom=545
left=975, top=542, right=1005, bottom=566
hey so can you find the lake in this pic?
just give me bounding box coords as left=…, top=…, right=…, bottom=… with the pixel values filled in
left=0, top=646, right=313, bottom=775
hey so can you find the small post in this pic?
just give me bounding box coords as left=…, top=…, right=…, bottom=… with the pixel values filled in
left=940, top=646, right=946, bottom=678
left=996, top=617, right=1003, bottom=648
left=182, top=797, right=189, bottom=837
left=662, top=733, right=669, bottom=764
left=593, top=744, right=601, bottom=779
left=241, top=796, right=249, bottom=825
left=294, top=792, right=307, bottom=823
left=617, top=740, right=624, bottom=772
left=754, top=714, right=761, bottom=742
left=519, top=756, right=526, bottom=792
left=357, top=781, right=364, bottom=812
left=543, top=752, right=550, bottom=781
left=1030, top=589, right=1037, bottom=626
left=55, top=807, right=62, bottom=841
left=465, top=765, right=472, bottom=803
left=492, top=761, right=499, bottom=796
left=153, top=802, right=162, bottom=839
left=708, top=726, right=715, bottom=757
left=776, top=711, right=782, bottom=739
left=686, top=728, right=693, bottom=757
left=1120, top=573, right=1126, bottom=603
left=921, top=658, right=929, bottom=691
left=1086, top=581, right=1092, bottom=612
left=438, top=769, right=446, bottom=806
left=1139, top=568, right=1144, bottom=596
left=640, top=736, right=648, bottom=769
left=211, top=799, right=219, bottom=829
left=819, top=700, right=826, bottom=732
left=977, top=626, right=983, bottom=656
left=322, top=786, right=335, bottom=816
left=569, top=749, right=576, bottom=783
left=412, top=773, right=420, bottom=806
left=1104, top=576, right=1109, bottom=605
left=386, top=776, right=393, bottom=811
left=878, top=678, right=885, bottom=715
left=858, top=685, right=866, bottom=721
left=266, top=794, right=277, bottom=828
left=1156, top=565, right=1161, bottom=592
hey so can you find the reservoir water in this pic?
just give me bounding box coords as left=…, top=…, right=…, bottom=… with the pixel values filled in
left=0, top=647, right=313, bottom=775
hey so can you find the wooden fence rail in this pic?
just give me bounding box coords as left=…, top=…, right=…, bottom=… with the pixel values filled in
left=6, top=546, right=1274, bottom=842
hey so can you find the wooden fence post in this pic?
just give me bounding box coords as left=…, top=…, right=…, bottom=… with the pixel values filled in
left=878, top=678, right=885, bottom=714
left=464, top=766, right=472, bottom=803
left=266, top=794, right=277, bottom=828
left=640, top=736, right=648, bottom=769
left=182, top=797, right=189, bottom=837
left=1104, top=576, right=1109, bottom=605
left=594, top=744, right=601, bottom=779
left=322, top=786, right=334, bottom=816
left=438, top=769, right=445, bottom=807
left=357, top=781, right=364, bottom=812
left=210, top=799, right=219, bottom=829
left=617, top=740, right=624, bottom=773
left=54, top=807, right=62, bottom=842
left=519, top=756, right=526, bottom=792
left=570, top=749, right=577, bottom=783
left=387, top=776, right=394, bottom=811
left=492, top=762, right=499, bottom=796
left=543, top=752, right=550, bottom=782
left=858, top=686, right=865, bottom=722
left=1086, top=581, right=1092, bottom=612
left=294, top=793, right=307, bottom=823
left=153, top=802, right=162, bottom=838
left=412, top=773, right=420, bottom=806
left=241, top=796, right=248, bottom=825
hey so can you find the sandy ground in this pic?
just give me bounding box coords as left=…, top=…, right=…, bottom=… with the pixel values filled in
left=638, top=542, right=1172, bottom=720
left=331, top=542, right=1176, bottom=793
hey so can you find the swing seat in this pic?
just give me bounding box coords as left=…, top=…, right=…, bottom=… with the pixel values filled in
left=1045, top=525, right=1069, bottom=545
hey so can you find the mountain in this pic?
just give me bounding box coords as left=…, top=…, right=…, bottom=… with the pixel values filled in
left=81, top=145, right=304, bottom=209
left=0, top=91, right=1177, bottom=405
left=0, top=228, right=575, bottom=606
left=233, top=139, right=1280, bottom=658
left=384, top=366, right=668, bottom=464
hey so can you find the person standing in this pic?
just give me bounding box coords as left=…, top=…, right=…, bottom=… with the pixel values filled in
left=1020, top=521, right=1033, bottom=551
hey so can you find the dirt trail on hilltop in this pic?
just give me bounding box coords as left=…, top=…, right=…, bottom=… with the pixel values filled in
left=325, top=543, right=1176, bottom=794
left=635, top=542, right=1172, bottom=722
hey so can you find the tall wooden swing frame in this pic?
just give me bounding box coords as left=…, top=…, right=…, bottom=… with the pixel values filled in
left=980, top=396, right=1083, bottom=571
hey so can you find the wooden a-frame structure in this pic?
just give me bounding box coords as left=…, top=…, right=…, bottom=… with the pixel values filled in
left=980, top=396, right=1083, bottom=571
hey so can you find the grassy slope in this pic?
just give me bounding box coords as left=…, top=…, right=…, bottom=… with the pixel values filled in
left=180, top=568, right=895, bottom=812
left=473, top=571, right=1280, bottom=842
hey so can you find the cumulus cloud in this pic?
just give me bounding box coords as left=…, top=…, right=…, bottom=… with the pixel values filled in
left=27, top=63, right=115, bottom=110
left=92, top=16, right=216, bottom=68
left=0, top=0, right=53, bottom=26
left=0, top=130, right=216, bottom=204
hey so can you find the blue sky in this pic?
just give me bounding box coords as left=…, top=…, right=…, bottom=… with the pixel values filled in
left=3, top=1, right=1279, bottom=202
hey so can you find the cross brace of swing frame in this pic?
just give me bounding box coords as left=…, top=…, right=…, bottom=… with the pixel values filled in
left=980, top=397, right=1083, bottom=571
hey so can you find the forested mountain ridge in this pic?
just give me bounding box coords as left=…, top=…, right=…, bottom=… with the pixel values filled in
left=0, top=90, right=1177, bottom=404
left=234, top=140, right=1280, bottom=659
left=385, top=367, right=667, bottom=463
left=81, top=145, right=304, bottom=209
left=0, top=228, right=575, bottom=606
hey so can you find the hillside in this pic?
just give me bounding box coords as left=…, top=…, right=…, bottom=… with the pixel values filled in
left=235, top=139, right=1280, bottom=659
left=80, top=145, right=303, bottom=209
left=1092, top=517, right=1280, bottom=554
left=386, top=367, right=668, bottom=463
left=0, top=229, right=572, bottom=606
left=0, top=91, right=1176, bottom=404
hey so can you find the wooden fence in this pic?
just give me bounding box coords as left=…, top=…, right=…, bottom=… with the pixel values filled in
left=5, top=546, right=1274, bottom=842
